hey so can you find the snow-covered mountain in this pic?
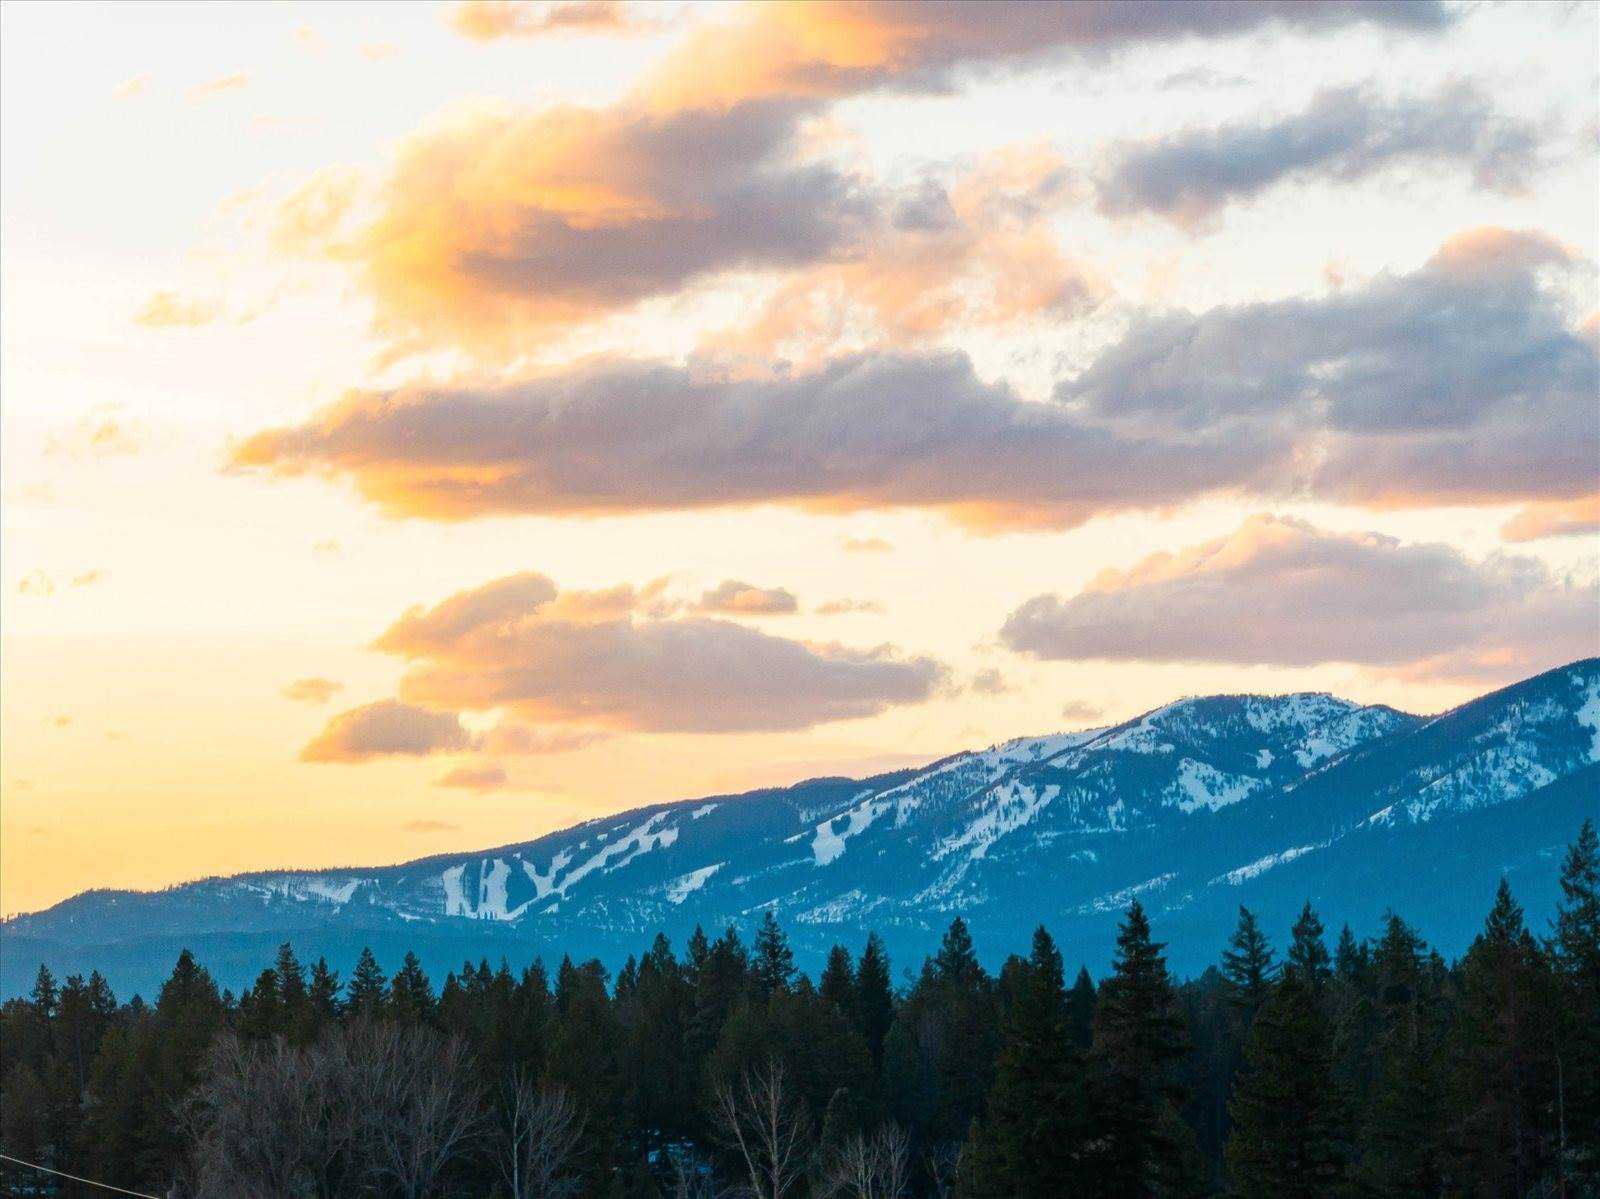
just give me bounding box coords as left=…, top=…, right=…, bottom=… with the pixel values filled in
left=5, top=660, right=1596, bottom=998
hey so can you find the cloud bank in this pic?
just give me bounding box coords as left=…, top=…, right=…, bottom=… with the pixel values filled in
left=1000, top=514, right=1598, bottom=683
left=237, top=229, right=1596, bottom=529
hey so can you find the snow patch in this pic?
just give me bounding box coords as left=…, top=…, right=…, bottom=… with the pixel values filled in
left=664, top=863, right=722, bottom=904
left=1169, top=759, right=1262, bottom=813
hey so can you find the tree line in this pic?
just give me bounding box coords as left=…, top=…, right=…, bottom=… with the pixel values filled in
left=2, top=819, right=1597, bottom=1197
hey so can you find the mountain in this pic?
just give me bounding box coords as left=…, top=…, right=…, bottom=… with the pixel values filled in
left=4, top=659, right=1596, bottom=999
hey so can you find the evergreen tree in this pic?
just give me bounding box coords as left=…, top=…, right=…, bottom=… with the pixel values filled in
left=1224, top=969, right=1348, bottom=1196
left=1221, top=906, right=1277, bottom=1017
left=1446, top=879, right=1554, bottom=1194
left=753, top=909, right=796, bottom=998
left=1066, top=966, right=1095, bottom=1048
left=1287, top=902, right=1332, bottom=989
left=854, top=932, right=894, bottom=1069
left=1089, top=901, right=1196, bottom=1196
left=819, top=944, right=856, bottom=1017
left=390, top=950, right=436, bottom=1023
left=1552, top=818, right=1600, bottom=1187
left=962, top=927, right=1089, bottom=1196
left=1352, top=915, right=1449, bottom=1198
left=304, top=956, right=342, bottom=1036
left=347, top=946, right=388, bottom=1017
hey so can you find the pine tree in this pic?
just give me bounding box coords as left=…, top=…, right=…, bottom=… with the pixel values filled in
left=390, top=950, right=436, bottom=1023
left=347, top=946, right=388, bottom=1017
left=753, top=910, right=796, bottom=997
left=855, top=932, right=894, bottom=1069
left=1446, top=879, right=1555, bottom=1194
left=1552, top=818, right=1600, bottom=1186
left=1221, top=906, right=1277, bottom=1016
left=1287, top=902, right=1332, bottom=989
left=1089, top=901, right=1196, bottom=1195
left=819, top=944, right=856, bottom=1017
left=1352, top=914, right=1449, bottom=1197
left=1224, top=969, right=1348, bottom=1196
left=962, top=927, right=1089, bottom=1196
left=1066, top=966, right=1095, bottom=1048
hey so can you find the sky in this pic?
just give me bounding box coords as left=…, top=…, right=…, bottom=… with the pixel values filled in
left=2, top=0, right=1596, bottom=917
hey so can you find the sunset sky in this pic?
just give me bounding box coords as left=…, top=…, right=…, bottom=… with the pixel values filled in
left=2, top=0, right=1596, bottom=917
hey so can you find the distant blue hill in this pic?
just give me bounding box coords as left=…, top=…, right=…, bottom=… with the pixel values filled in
left=4, top=659, right=1596, bottom=999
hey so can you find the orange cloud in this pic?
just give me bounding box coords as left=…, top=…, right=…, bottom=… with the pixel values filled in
left=281, top=677, right=343, bottom=704
left=187, top=72, right=251, bottom=102
left=450, top=1, right=647, bottom=40
left=1501, top=495, right=1600, bottom=542
left=282, top=1, right=1441, bottom=358
left=1002, top=514, right=1599, bottom=684
left=695, top=580, right=799, bottom=616
left=113, top=74, right=149, bottom=100
left=301, top=700, right=473, bottom=762
left=134, top=291, right=223, bottom=329
left=432, top=763, right=509, bottom=791
left=362, top=571, right=944, bottom=733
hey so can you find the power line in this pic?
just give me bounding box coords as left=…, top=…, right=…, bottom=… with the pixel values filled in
left=0, top=1153, right=164, bottom=1198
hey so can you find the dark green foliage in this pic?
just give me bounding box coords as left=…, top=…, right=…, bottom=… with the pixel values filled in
left=1224, top=969, right=1348, bottom=1196
left=962, top=927, right=1089, bottom=1196
left=1088, top=901, right=1199, bottom=1196
left=1287, top=902, right=1332, bottom=989
left=1221, top=906, right=1277, bottom=1017
left=3, top=823, right=1596, bottom=1197
left=754, top=908, right=796, bottom=997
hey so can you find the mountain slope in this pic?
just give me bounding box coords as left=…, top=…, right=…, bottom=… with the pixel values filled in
left=4, top=660, right=1595, bottom=998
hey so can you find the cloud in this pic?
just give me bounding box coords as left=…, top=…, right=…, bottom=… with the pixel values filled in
left=1000, top=514, right=1598, bottom=684
left=842, top=537, right=893, bottom=554
left=450, top=1, right=651, bottom=40
left=1060, top=227, right=1599, bottom=512
left=134, top=291, right=224, bottom=329
left=1501, top=495, right=1600, bottom=543
left=403, top=818, right=460, bottom=832
left=1100, top=82, right=1540, bottom=229
left=19, top=571, right=55, bottom=597
left=433, top=763, right=509, bottom=791
left=301, top=700, right=474, bottom=762
left=1060, top=700, right=1106, bottom=723
left=481, top=724, right=607, bottom=754
left=281, top=677, right=344, bottom=704
left=970, top=667, right=1013, bottom=695
left=48, top=407, right=144, bottom=458
left=231, top=351, right=1270, bottom=529
left=367, top=572, right=944, bottom=732
left=113, top=74, right=149, bottom=100
left=282, top=0, right=1444, bottom=356
left=187, top=72, right=251, bottom=102
left=695, top=580, right=799, bottom=615
left=704, top=145, right=1101, bottom=355
left=70, top=570, right=105, bottom=588
left=360, top=43, right=401, bottom=61
left=236, top=228, right=1593, bottom=528
left=816, top=598, right=883, bottom=615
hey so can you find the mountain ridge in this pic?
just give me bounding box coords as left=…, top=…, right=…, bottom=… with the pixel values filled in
left=4, top=659, right=1596, bottom=999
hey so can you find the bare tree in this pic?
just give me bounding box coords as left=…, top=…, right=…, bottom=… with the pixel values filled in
left=500, top=1071, right=585, bottom=1199
left=711, top=1060, right=813, bottom=1199
left=815, top=1123, right=911, bottom=1199
left=183, top=1033, right=358, bottom=1198
left=185, top=1022, right=481, bottom=1199
left=925, top=1140, right=963, bottom=1199
left=340, top=1021, right=483, bottom=1199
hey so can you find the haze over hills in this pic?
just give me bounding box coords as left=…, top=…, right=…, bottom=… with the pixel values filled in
left=4, top=658, right=1596, bottom=999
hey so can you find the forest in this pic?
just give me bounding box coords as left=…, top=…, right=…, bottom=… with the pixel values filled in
left=1, top=819, right=1596, bottom=1198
